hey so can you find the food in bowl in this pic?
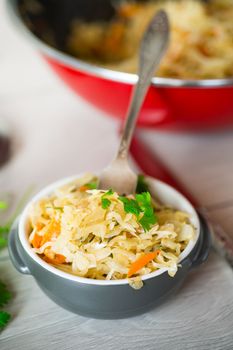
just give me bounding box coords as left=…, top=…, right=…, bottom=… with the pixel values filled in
left=67, top=0, right=233, bottom=79
left=9, top=174, right=206, bottom=318
left=28, top=174, right=196, bottom=289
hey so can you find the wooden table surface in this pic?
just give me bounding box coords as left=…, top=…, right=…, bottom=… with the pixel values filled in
left=0, top=2, right=233, bottom=349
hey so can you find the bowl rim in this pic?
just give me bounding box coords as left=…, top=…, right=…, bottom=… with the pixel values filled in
left=7, top=0, right=233, bottom=89
left=18, top=173, right=200, bottom=286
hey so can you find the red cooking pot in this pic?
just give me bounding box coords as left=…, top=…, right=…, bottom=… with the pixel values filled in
left=7, top=0, right=233, bottom=131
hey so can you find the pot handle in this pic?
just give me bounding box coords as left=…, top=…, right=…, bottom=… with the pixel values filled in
left=191, top=213, right=212, bottom=269
left=8, top=218, right=31, bottom=275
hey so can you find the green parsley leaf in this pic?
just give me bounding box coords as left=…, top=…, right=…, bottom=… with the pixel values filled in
left=136, top=175, right=149, bottom=193
left=119, top=197, right=141, bottom=217
left=0, top=282, right=12, bottom=308
left=0, top=227, right=9, bottom=250
left=101, top=189, right=114, bottom=209
left=0, top=237, right=8, bottom=249
left=0, top=201, right=8, bottom=210
left=101, top=198, right=111, bottom=209
left=0, top=311, right=11, bottom=329
left=139, top=211, right=157, bottom=231
left=85, top=182, right=98, bottom=190
left=120, top=192, right=157, bottom=232
left=103, top=189, right=114, bottom=197
left=135, top=192, right=152, bottom=212
left=0, top=281, right=12, bottom=330
left=0, top=226, right=10, bottom=249
left=0, top=226, right=10, bottom=234
left=136, top=192, right=157, bottom=231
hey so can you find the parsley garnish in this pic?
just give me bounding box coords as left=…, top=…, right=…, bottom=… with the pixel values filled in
left=101, top=189, right=114, bottom=209
left=119, top=196, right=141, bottom=217
left=102, top=198, right=111, bottom=209
left=120, top=192, right=157, bottom=231
left=136, top=174, right=150, bottom=193
left=0, top=281, right=12, bottom=330
left=85, top=182, right=98, bottom=190
left=104, top=189, right=114, bottom=196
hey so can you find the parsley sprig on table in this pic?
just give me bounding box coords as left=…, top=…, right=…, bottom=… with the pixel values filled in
left=0, top=200, right=12, bottom=330
left=0, top=282, right=11, bottom=330
left=0, top=189, right=33, bottom=330
left=0, top=200, right=10, bottom=250
left=0, top=201, right=8, bottom=210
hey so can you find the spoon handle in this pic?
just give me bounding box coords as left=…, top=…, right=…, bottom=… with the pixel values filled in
left=117, top=10, right=170, bottom=160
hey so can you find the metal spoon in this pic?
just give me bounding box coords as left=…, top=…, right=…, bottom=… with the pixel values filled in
left=99, top=10, right=170, bottom=194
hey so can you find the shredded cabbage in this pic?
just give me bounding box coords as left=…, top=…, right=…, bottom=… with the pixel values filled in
left=67, top=0, right=233, bottom=79
left=28, top=174, right=196, bottom=288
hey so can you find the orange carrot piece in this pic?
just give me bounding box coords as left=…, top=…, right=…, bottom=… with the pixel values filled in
left=79, top=185, right=89, bottom=192
left=128, top=251, right=160, bottom=278
left=40, top=220, right=60, bottom=246
left=54, top=254, right=66, bottom=264
left=43, top=254, right=66, bottom=265
left=36, top=223, right=44, bottom=230
left=31, top=233, right=42, bottom=248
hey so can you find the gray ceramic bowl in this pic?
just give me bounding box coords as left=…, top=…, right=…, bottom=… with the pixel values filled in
left=8, top=175, right=211, bottom=319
